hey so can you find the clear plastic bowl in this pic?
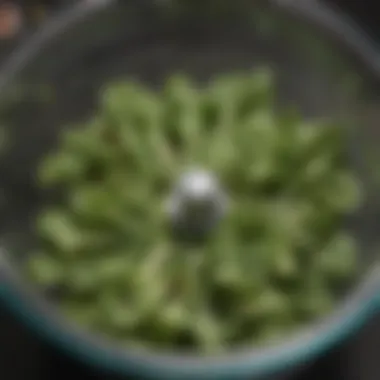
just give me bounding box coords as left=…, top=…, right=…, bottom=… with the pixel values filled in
left=0, top=1, right=378, bottom=379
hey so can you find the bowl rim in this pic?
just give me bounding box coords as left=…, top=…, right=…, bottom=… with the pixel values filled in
left=0, top=0, right=379, bottom=379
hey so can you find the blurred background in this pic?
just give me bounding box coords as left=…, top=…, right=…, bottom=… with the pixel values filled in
left=0, top=1, right=379, bottom=379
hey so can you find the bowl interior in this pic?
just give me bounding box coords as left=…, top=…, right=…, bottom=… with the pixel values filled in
left=0, top=1, right=378, bottom=291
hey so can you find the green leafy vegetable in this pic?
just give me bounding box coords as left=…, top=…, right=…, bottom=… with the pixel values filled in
left=27, top=70, right=362, bottom=352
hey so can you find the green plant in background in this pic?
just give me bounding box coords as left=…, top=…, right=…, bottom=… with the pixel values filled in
left=27, top=69, right=362, bottom=353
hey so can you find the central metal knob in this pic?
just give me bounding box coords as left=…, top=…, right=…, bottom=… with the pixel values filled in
left=166, top=169, right=228, bottom=241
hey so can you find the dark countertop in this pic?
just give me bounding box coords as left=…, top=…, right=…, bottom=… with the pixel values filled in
left=0, top=303, right=379, bottom=379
